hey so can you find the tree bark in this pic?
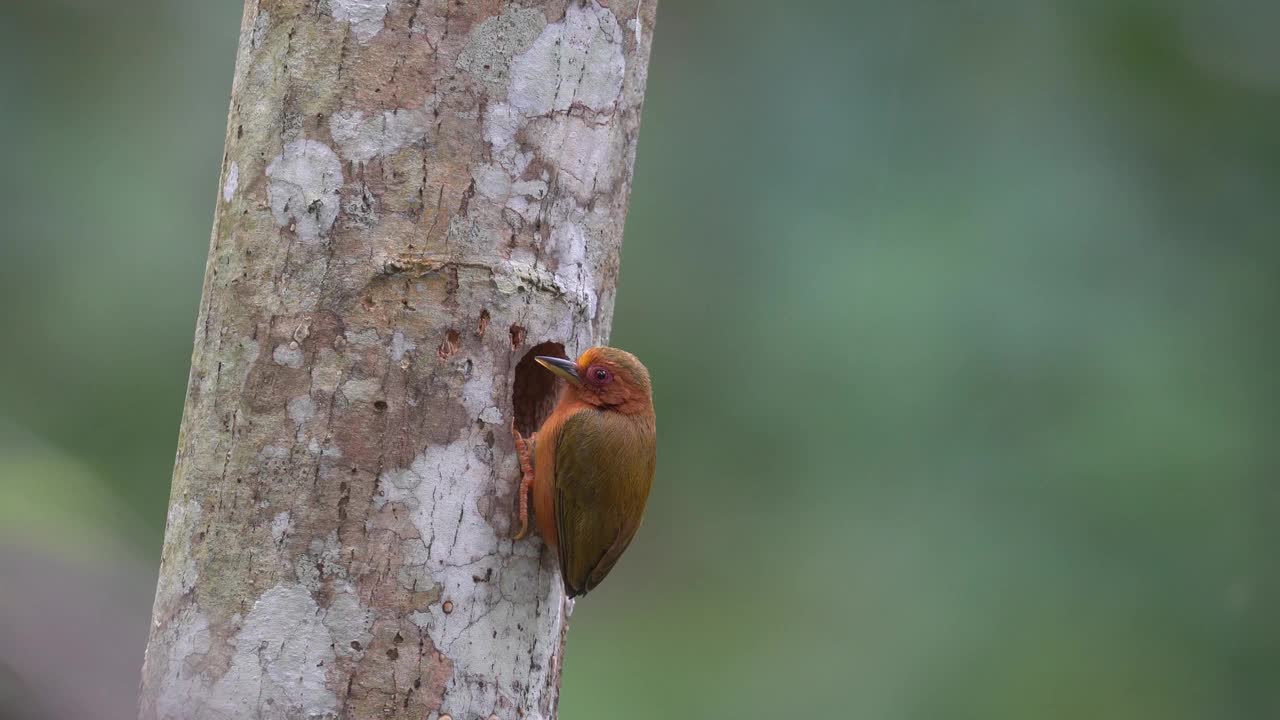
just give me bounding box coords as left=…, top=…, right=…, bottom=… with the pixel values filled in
left=138, top=1, right=655, bottom=718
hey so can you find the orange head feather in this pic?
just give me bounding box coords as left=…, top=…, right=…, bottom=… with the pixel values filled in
left=535, top=346, right=653, bottom=416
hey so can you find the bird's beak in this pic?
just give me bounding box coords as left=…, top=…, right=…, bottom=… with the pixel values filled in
left=535, top=356, right=581, bottom=386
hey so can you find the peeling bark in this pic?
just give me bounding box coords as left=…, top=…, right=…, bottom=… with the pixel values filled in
left=138, top=2, right=656, bottom=718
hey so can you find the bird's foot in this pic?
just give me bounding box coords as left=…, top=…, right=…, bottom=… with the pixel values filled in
left=512, top=427, right=536, bottom=540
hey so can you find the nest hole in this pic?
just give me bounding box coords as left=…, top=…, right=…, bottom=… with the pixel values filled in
left=512, top=341, right=567, bottom=436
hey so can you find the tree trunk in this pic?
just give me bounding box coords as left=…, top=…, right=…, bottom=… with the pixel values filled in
left=138, top=1, right=656, bottom=718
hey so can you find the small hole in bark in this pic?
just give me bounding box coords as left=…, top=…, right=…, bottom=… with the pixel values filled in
left=442, top=600, right=454, bottom=614
left=437, top=329, right=461, bottom=360
left=386, top=647, right=399, bottom=660
left=509, top=324, right=526, bottom=349
left=374, top=400, right=388, bottom=411
left=351, top=641, right=362, bottom=651
left=476, top=309, right=490, bottom=338
left=512, top=342, right=568, bottom=437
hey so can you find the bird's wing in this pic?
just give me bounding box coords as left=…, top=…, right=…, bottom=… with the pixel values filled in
left=553, top=408, right=656, bottom=597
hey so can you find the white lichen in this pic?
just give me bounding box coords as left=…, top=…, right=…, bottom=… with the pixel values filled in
left=260, top=445, right=290, bottom=460
left=153, top=585, right=338, bottom=719
left=471, top=163, right=512, bottom=201
left=339, top=377, right=381, bottom=403
left=306, top=437, right=342, bottom=458
left=525, top=114, right=623, bottom=201
left=265, top=140, right=343, bottom=243
left=472, top=162, right=549, bottom=203
left=310, top=349, right=343, bottom=392
left=491, top=259, right=563, bottom=296
left=287, top=395, right=316, bottom=424
left=330, top=0, right=390, bottom=43
left=546, top=220, right=588, bottom=270
left=345, top=328, right=380, bottom=346
left=331, top=99, right=435, bottom=163
left=272, top=342, right=304, bottom=368
left=295, top=531, right=347, bottom=591
left=216, top=584, right=337, bottom=718
left=241, top=338, right=261, bottom=366
left=271, top=511, right=291, bottom=544
left=322, top=584, right=374, bottom=656
left=378, top=436, right=559, bottom=714
left=513, top=178, right=549, bottom=199
left=154, top=499, right=201, bottom=604
left=481, top=2, right=627, bottom=204
left=460, top=354, right=498, bottom=420
left=152, top=608, right=212, bottom=719
left=222, top=161, right=239, bottom=203
left=390, top=330, right=416, bottom=361
left=508, top=1, right=625, bottom=117
left=445, top=216, right=486, bottom=255
left=456, top=7, right=547, bottom=87
left=483, top=103, right=521, bottom=153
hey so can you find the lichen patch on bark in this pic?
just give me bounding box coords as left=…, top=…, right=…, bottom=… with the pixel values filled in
left=376, top=437, right=562, bottom=714
left=222, top=161, right=239, bottom=203
left=266, top=140, right=344, bottom=243
left=152, top=584, right=340, bottom=719
left=330, top=0, right=391, bottom=43
left=508, top=1, right=625, bottom=117
left=331, top=98, right=437, bottom=164
left=456, top=7, right=547, bottom=93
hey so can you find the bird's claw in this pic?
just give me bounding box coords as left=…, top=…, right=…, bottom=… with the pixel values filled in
left=512, top=426, right=536, bottom=540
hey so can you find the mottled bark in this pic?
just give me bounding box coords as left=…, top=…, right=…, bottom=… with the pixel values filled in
left=138, top=1, right=655, bottom=719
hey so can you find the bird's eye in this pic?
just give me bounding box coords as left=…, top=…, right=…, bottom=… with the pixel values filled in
left=588, top=365, right=612, bottom=384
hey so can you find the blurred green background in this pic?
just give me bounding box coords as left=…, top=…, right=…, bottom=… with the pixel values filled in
left=3, top=1, right=1279, bottom=718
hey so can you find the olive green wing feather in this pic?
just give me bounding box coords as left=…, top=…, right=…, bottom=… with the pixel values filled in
left=554, top=409, right=656, bottom=597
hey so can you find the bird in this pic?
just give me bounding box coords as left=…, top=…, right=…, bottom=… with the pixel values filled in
left=512, top=346, right=657, bottom=598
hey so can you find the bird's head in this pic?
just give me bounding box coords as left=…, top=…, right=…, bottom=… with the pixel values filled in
left=535, top=346, right=653, bottom=415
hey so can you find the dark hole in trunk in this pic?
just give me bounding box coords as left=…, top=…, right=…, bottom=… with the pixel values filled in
left=512, top=342, right=567, bottom=436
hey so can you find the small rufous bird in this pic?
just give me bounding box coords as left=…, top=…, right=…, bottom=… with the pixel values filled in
left=513, top=346, right=656, bottom=597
